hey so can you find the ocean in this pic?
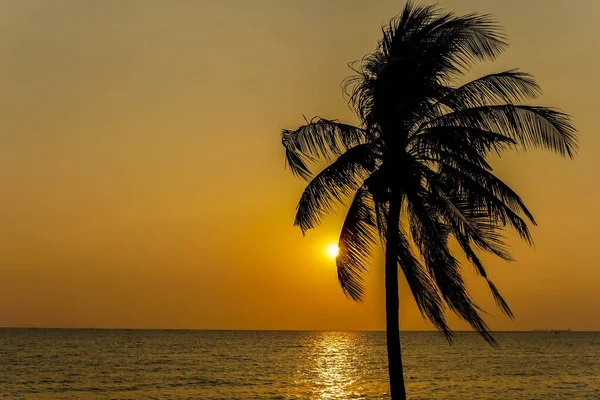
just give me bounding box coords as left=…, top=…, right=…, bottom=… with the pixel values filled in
left=0, top=329, right=598, bottom=399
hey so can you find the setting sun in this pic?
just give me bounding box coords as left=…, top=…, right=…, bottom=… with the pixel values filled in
left=325, top=243, right=339, bottom=259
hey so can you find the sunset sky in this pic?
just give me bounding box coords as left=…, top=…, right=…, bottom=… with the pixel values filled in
left=1, top=0, right=599, bottom=331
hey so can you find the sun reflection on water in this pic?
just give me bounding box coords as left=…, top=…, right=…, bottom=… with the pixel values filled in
left=293, top=332, right=371, bottom=400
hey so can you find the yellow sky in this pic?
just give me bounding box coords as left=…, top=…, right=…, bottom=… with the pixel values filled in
left=1, top=0, right=598, bottom=331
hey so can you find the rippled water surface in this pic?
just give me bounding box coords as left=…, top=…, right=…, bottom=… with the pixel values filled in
left=1, top=329, right=599, bottom=399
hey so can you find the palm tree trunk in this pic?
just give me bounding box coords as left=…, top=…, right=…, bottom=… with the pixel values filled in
left=384, top=192, right=407, bottom=400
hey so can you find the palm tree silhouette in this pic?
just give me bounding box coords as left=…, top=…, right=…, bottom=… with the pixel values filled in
left=281, top=2, right=577, bottom=399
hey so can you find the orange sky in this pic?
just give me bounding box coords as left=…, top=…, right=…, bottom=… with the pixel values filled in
left=1, top=0, right=598, bottom=331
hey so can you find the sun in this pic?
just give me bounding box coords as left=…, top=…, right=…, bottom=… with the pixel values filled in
left=325, top=243, right=339, bottom=259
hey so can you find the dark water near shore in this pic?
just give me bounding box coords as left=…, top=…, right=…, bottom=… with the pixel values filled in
left=1, top=329, right=599, bottom=399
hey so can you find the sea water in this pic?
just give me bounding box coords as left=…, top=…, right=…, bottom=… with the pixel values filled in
left=1, top=329, right=599, bottom=399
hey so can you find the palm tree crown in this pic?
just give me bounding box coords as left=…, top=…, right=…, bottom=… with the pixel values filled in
left=281, top=2, right=577, bottom=344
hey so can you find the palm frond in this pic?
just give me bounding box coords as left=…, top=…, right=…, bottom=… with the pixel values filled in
left=437, top=162, right=534, bottom=245
left=407, top=191, right=497, bottom=345
left=424, top=105, right=577, bottom=158
left=283, top=146, right=314, bottom=180
left=439, top=70, right=541, bottom=110
left=337, top=187, right=377, bottom=301
left=452, top=228, right=514, bottom=318
left=424, top=176, right=515, bottom=317
left=411, top=126, right=516, bottom=158
left=425, top=179, right=513, bottom=261
left=426, top=177, right=515, bottom=316
left=396, top=225, right=451, bottom=339
left=386, top=3, right=507, bottom=77
left=344, top=1, right=507, bottom=129
left=428, top=152, right=536, bottom=224
left=374, top=197, right=390, bottom=246
left=282, top=118, right=367, bottom=180
left=294, top=143, right=376, bottom=233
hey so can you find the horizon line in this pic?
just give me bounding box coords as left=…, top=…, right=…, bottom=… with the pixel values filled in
left=0, top=327, right=591, bottom=332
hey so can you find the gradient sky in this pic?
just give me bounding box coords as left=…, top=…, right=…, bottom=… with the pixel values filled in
left=1, top=0, right=599, bottom=331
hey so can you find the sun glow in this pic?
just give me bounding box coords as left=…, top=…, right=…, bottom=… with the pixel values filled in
left=325, top=243, right=339, bottom=259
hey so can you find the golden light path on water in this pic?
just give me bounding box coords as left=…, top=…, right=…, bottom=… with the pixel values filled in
left=314, top=333, right=356, bottom=399
left=293, top=332, right=389, bottom=399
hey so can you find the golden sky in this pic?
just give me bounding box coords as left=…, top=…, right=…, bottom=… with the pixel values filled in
left=1, top=0, right=598, bottom=331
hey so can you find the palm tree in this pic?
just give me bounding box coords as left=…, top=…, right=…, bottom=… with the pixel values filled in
left=281, top=2, right=577, bottom=399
